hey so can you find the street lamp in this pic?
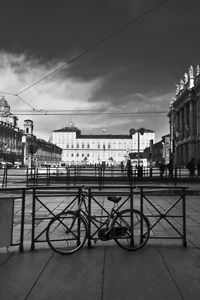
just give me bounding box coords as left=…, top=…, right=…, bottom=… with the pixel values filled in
left=130, top=127, right=145, bottom=166
left=102, top=128, right=106, bottom=164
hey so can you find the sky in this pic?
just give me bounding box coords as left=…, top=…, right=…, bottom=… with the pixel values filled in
left=0, top=0, right=200, bottom=142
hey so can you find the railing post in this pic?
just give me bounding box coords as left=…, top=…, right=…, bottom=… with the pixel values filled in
left=19, top=189, right=26, bottom=252
left=150, top=166, right=152, bottom=178
left=26, top=167, right=28, bottom=186
left=2, top=166, right=8, bottom=188
left=130, top=186, right=134, bottom=247
left=140, top=187, right=144, bottom=244
left=87, top=187, right=92, bottom=248
left=31, top=188, right=36, bottom=250
left=182, top=188, right=187, bottom=247
left=130, top=186, right=133, bottom=210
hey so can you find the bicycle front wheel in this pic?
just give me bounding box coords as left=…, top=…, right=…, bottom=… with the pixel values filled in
left=113, top=209, right=150, bottom=251
left=46, top=211, right=88, bottom=255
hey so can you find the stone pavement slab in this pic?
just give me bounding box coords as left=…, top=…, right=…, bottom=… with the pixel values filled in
left=0, top=250, right=53, bottom=300
left=0, top=244, right=200, bottom=300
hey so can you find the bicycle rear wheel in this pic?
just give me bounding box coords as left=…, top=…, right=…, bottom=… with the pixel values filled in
left=114, top=209, right=150, bottom=251
left=46, top=211, right=88, bottom=255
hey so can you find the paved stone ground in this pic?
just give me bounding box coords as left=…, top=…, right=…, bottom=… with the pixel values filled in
left=0, top=184, right=200, bottom=299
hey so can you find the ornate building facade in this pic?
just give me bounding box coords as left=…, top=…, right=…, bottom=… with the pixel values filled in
left=52, top=122, right=155, bottom=165
left=168, top=65, right=200, bottom=166
left=0, top=96, right=62, bottom=166
left=0, top=96, right=23, bottom=164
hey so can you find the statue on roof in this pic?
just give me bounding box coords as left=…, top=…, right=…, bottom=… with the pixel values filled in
left=175, top=84, right=180, bottom=95
left=189, top=65, right=194, bottom=78
left=68, top=121, right=75, bottom=128
left=180, top=79, right=184, bottom=90
left=197, top=65, right=200, bottom=76
left=184, top=72, right=188, bottom=84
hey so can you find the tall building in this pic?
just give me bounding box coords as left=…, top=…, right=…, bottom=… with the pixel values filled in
left=52, top=122, right=155, bottom=165
left=0, top=96, right=23, bottom=164
left=168, top=65, right=200, bottom=166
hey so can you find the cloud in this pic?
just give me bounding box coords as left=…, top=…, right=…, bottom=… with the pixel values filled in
left=0, top=51, right=104, bottom=139
left=0, top=51, right=170, bottom=142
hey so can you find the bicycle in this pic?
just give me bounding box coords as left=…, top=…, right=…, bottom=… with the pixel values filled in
left=46, top=187, right=150, bottom=254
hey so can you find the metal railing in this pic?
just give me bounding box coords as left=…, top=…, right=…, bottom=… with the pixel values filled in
left=0, top=185, right=187, bottom=252
left=1, top=165, right=200, bottom=188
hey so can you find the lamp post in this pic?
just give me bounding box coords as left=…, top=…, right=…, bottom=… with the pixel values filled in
left=130, top=127, right=145, bottom=166
left=102, top=128, right=106, bottom=164
left=130, top=127, right=145, bottom=178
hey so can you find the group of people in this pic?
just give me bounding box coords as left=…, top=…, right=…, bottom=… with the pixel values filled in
left=124, top=158, right=200, bottom=179
left=158, top=159, right=173, bottom=179
left=125, top=160, right=143, bottom=179
left=158, top=158, right=200, bottom=178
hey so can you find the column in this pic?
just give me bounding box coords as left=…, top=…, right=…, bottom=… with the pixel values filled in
left=189, top=101, right=194, bottom=137
left=183, top=105, right=188, bottom=139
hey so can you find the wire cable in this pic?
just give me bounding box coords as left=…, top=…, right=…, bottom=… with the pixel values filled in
left=12, top=111, right=169, bottom=116
left=0, top=91, right=36, bottom=110
left=16, top=0, right=170, bottom=96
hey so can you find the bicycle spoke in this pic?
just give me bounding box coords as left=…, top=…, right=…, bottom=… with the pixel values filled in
left=46, top=212, right=88, bottom=254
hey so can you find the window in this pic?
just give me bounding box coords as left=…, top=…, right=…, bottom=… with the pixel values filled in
left=77, top=143, right=79, bottom=148
left=71, top=153, right=73, bottom=157
left=87, top=144, right=90, bottom=149
left=77, top=153, right=79, bottom=157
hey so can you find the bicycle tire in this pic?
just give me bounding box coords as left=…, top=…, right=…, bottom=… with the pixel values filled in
left=46, top=211, right=88, bottom=255
left=113, top=209, right=150, bottom=251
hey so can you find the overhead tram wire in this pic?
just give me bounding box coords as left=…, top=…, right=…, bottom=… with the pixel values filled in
left=12, top=110, right=169, bottom=116
left=16, top=0, right=170, bottom=96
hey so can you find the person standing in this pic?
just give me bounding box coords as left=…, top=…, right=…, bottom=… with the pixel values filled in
left=167, top=159, right=173, bottom=179
left=126, top=159, right=132, bottom=184
left=187, top=158, right=196, bottom=178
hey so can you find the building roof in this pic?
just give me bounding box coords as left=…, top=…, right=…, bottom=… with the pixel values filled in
left=53, top=126, right=81, bottom=133
left=78, top=134, right=131, bottom=139
left=53, top=126, right=155, bottom=138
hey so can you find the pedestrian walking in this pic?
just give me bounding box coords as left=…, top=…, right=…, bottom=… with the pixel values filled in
left=187, top=158, right=196, bottom=178
left=121, top=161, right=124, bottom=174
left=126, top=159, right=132, bottom=184
left=167, top=159, right=173, bottom=179
left=159, top=162, right=165, bottom=179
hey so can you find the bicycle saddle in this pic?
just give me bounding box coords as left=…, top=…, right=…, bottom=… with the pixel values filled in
left=107, top=196, right=122, bottom=203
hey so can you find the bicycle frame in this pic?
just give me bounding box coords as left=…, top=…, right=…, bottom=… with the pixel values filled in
left=75, top=190, right=129, bottom=238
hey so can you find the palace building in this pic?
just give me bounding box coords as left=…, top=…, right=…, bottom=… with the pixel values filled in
left=52, top=122, right=155, bottom=165
left=168, top=65, right=200, bottom=166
